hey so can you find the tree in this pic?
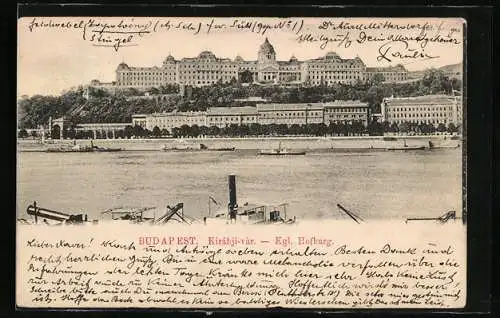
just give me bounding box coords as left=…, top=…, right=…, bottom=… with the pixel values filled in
left=427, top=123, right=436, bottom=134
left=238, top=70, right=253, bottom=83
left=95, top=131, right=103, bottom=139
left=249, top=123, right=262, bottom=136
left=276, top=124, right=288, bottom=136
left=152, top=126, right=161, bottom=137
left=447, top=123, right=457, bottom=134
left=351, top=121, right=365, bottom=136
left=418, top=122, right=428, bottom=135
left=198, top=126, right=209, bottom=137
left=161, top=128, right=170, bottom=136
left=289, top=124, right=303, bottom=136
left=66, top=127, right=76, bottom=139
left=367, top=120, right=383, bottom=136
left=421, top=69, right=451, bottom=94
left=381, top=121, right=390, bottom=133
left=328, top=122, right=340, bottom=136
left=122, top=88, right=143, bottom=96
left=311, top=123, right=328, bottom=136
left=133, top=125, right=145, bottom=138
left=189, top=125, right=200, bottom=138
left=51, top=125, right=61, bottom=139
left=115, top=130, right=124, bottom=139
left=148, top=87, right=160, bottom=95
left=399, top=122, right=409, bottom=134
left=18, top=129, right=28, bottom=138
left=208, top=126, right=220, bottom=136
left=436, top=123, right=447, bottom=133
left=89, top=88, right=110, bottom=98
left=267, top=123, right=279, bottom=136
left=179, top=125, right=191, bottom=137
left=371, top=73, right=386, bottom=85
left=238, top=124, right=250, bottom=137
left=362, top=86, right=386, bottom=114
left=171, top=127, right=180, bottom=138
left=124, top=125, right=134, bottom=139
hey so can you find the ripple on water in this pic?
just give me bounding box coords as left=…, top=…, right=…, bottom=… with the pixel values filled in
left=17, top=149, right=462, bottom=221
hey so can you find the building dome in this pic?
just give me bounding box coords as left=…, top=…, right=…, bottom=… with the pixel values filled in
left=234, top=55, right=244, bottom=62
left=198, top=51, right=216, bottom=59
left=259, top=37, right=276, bottom=55
left=258, top=38, right=277, bottom=63
left=325, top=52, right=340, bottom=59
left=116, top=62, right=129, bottom=71
left=289, top=55, right=298, bottom=62
left=164, top=54, right=175, bottom=63
left=395, top=64, right=406, bottom=70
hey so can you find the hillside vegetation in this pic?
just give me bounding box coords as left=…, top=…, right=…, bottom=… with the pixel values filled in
left=18, top=69, right=461, bottom=129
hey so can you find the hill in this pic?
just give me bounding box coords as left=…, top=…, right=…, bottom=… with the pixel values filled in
left=409, top=63, right=463, bottom=80
left=438, top=63, right=463, bottom=79
left=17, top=69, right=462, bottom=129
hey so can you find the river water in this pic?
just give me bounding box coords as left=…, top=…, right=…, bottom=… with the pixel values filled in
left=17, top=146, right=463, bottom=222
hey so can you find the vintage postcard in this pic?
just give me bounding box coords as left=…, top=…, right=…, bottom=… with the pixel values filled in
left=16, top=16, right=465, bottom=309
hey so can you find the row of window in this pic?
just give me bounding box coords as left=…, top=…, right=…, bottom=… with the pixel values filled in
left=389, top=106, right=455, bottom=112
left=180, top=79, right=234, bottom=85
left=392, top=119, right=451, bottom=125
left=120, top=82, right=165, bottom=86
left=327, top=108, right=367, bottom=113
left=121, top=76, right=175, bottom=81
left=117, top=70, right=405, bottom=81
left=145, top=111, right=369, bottom=123
left=308, top=64, right=360, bottom=69
left=143, top=118, right=372, bottom=129
left=180, top=64, right=239, bottom=69
left=152, top=119, right=205, bottom=123
left=383, top=76, right=408, bottom=81
left=279, top=67, right=301, bottom=71
left=389, top=113, right=454, bottom=118
left=329, top=114, right=366, bottom=119
left=259, top=112, right=322, bottom=117
left=310, top=80, right=359, bottom=84
left=309, top=70, right=364, bottom=74
left=310, top=75, right=362, bottom=80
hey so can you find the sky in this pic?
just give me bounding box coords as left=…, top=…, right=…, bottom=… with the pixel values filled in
left=18, top=17, right=464, bottom=97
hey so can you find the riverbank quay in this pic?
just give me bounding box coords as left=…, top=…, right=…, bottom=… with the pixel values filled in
left=17, top=135, right=461, bottom=152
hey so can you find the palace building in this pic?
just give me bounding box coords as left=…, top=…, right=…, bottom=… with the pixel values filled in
left=92, top=38, right=408, bottom=90
left=132, top=101, right=370, bottom=132
left=365, top=65, right=409, bottom=83
left=381, top=95, right=462, bottom=126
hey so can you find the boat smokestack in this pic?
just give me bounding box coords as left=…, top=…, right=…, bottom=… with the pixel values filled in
left=228, top=175, right=237, bottom=221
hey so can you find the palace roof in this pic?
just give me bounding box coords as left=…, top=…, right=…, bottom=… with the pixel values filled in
left=207, top=106, right=258, bottom=116
left=384, top=94, right=460, bottom=105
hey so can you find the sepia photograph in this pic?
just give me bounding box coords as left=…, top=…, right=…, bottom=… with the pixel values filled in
left=16, top=15, right=467, bottom=309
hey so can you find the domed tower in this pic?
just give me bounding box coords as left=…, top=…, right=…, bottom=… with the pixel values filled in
left=116, top=62, right=130, bottom=86
left=116, top=62, right=129, bottom=71
left=163, top=54, right=176, bottom=66
left=258, top=38, right=276, bottom=63
left=234, top=55, right=244, bottom=63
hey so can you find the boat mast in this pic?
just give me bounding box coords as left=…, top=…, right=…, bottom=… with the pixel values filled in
left=228, top=175, right=237, bottom=222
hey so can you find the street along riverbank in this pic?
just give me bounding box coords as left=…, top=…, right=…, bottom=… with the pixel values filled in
left=17, top=135, right=461, bottom=152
